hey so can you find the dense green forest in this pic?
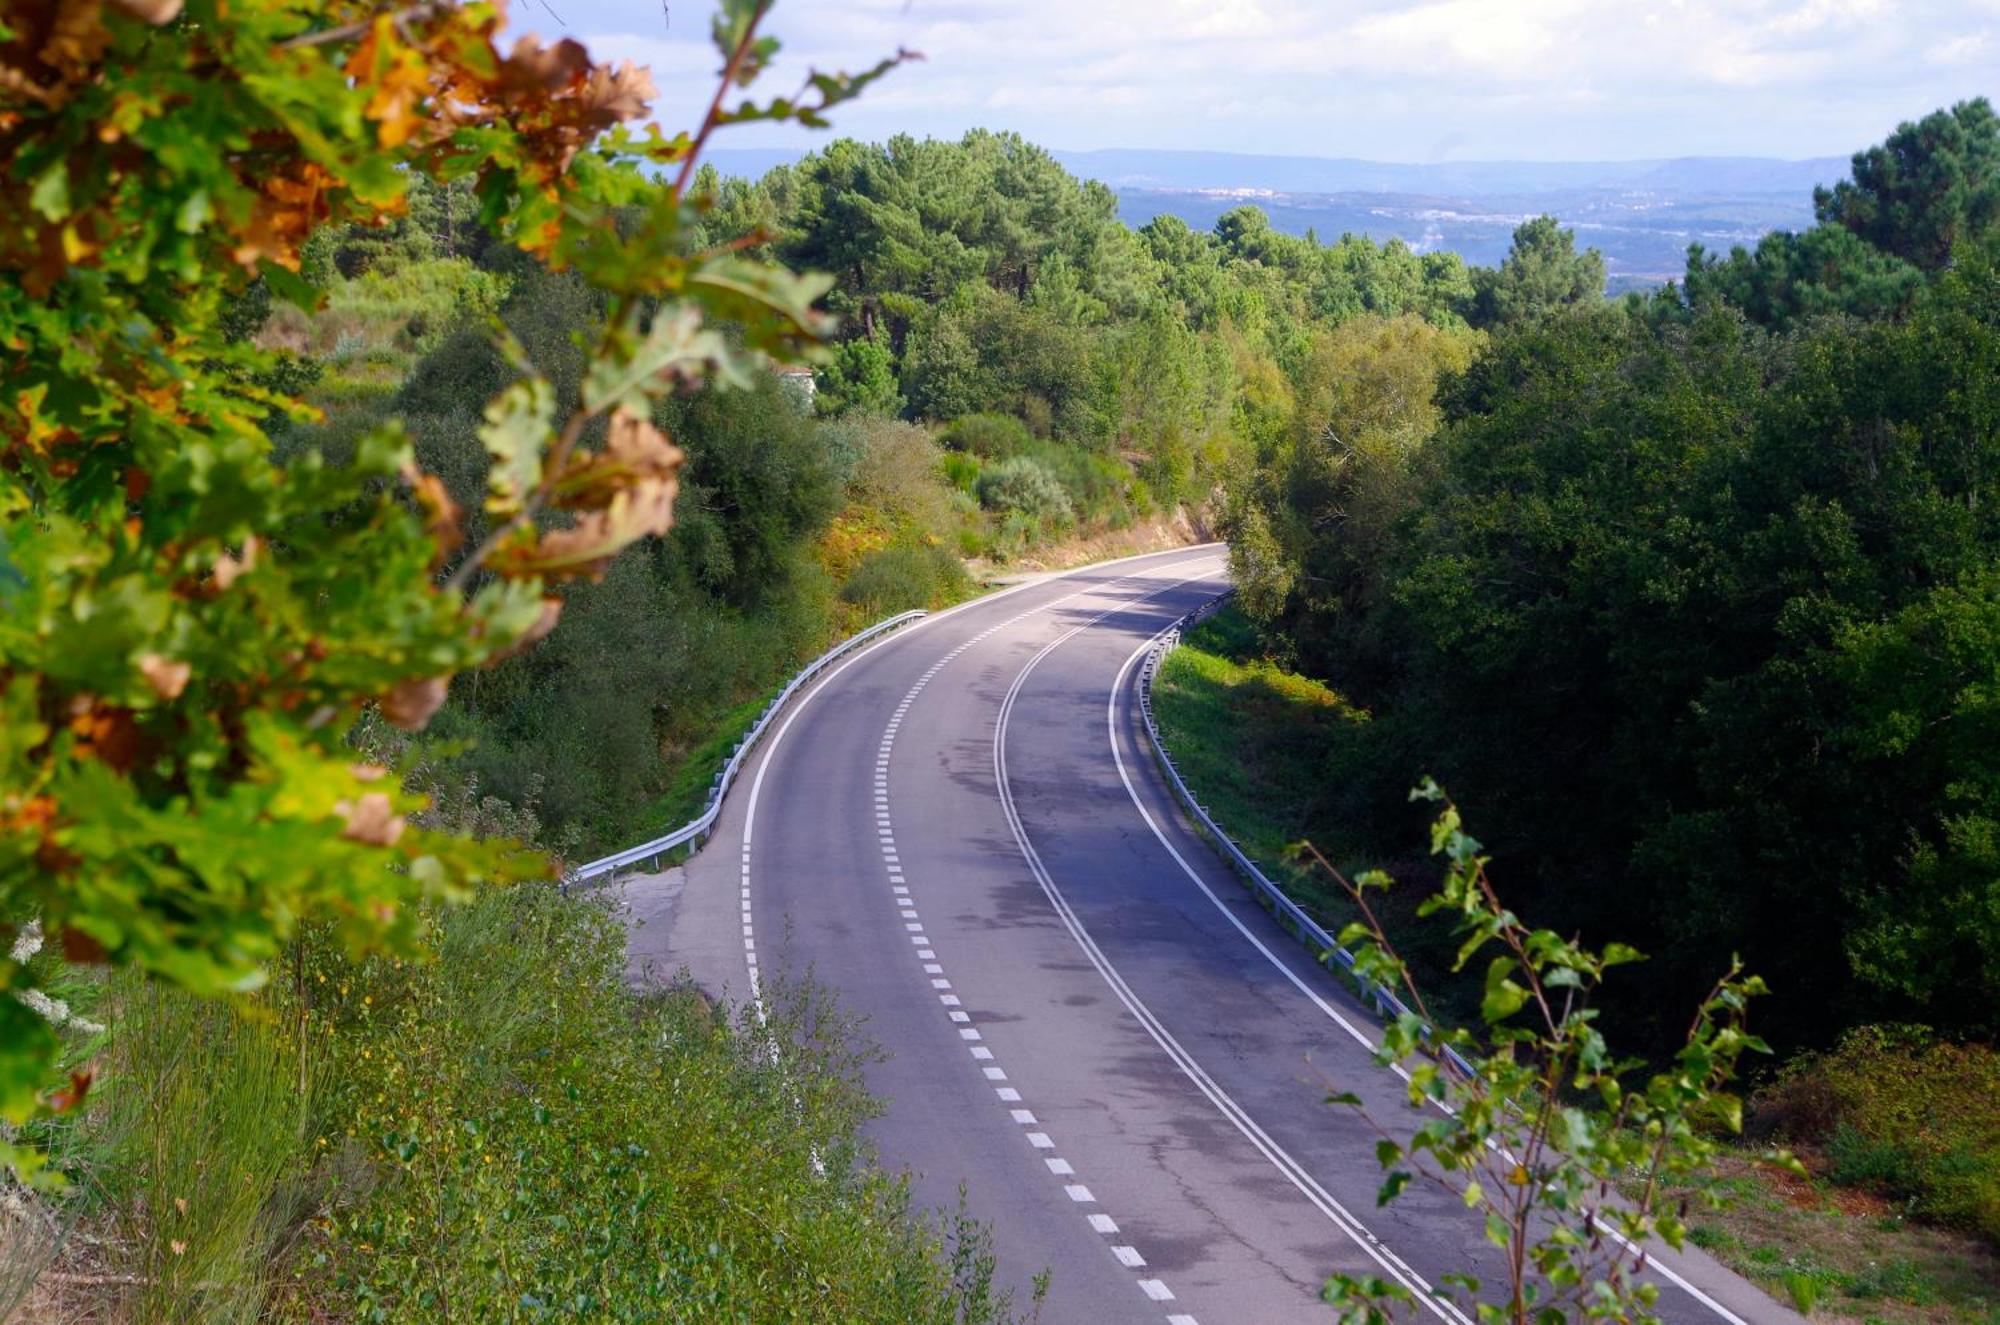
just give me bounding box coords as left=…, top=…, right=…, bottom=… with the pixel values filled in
left=253, top=129, right=1521, bottom=858
left=1163, top=98, right=2000, bottom=1280
left=257, top=106, right=2000, bottom=1062
left=1228, top=96, right=2000, bottom=1056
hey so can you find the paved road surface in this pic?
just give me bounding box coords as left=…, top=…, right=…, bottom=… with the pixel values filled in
left=635, top=546, right=1793, bottom=1325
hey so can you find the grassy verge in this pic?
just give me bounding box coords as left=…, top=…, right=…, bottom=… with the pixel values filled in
left=1150, top=606, right=1365, bottom=898
left=14, top=886, right=1035, bottom=1323
left=1661, top=1152, right=1998, bottom=1325
left=632, top=686, right=777, bottom=855
left=1148, top=605, right=1479, bottom=1022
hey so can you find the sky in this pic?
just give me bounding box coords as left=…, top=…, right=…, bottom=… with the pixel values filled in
left=529, top=0, right=1998, bottom=164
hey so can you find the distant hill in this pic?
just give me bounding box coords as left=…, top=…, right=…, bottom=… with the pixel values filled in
left=1041, top=148, right=1848, bottom=198
left=703, top=145, right=1852, bottom=290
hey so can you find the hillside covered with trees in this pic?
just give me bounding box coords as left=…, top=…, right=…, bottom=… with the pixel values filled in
left=1228, top=95, right=2000, bottom=1052
left=1214, top=97, right=2000, bottom=1281
left=253, top=128, right=1546, bottom=859
left=6, top=0, right=1992, bottom=1311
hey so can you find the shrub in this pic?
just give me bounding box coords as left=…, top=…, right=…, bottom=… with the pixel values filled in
left=940, top=412, right=1035, bottom=459
left=298, top=886, right=1020, bottom=1323
left=976, top=457, right=1073, bottom=524
left=984, top=511, right=1043, bottom=562
left=840, top=544, right=971, bottom=616
left=50, top=885, right=1022, bottom=1322
left=846, top=416, right=960, bottom=539
left=1783, top=1271, right=1821, bottom=1316
left=1756, top=1025, right=2000, bottom=1242
left=1826, top=1125, right=1917, bottom=1193
left=939, top=450, right=982, bottom=494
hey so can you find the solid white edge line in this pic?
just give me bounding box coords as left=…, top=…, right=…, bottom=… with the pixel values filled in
left=739, top=541, right=1226, bottom=928
left=991, top=568, right=1472, bottom=1325
left=1113, top=621, right=1753, bottom=1325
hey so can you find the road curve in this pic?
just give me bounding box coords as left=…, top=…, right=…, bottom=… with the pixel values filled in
left=659, top=546, right=1792, bottom=1325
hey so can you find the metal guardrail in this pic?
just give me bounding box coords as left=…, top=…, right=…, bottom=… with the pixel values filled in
left=1137, top=593, right=1476, bottom=1078
left=568, top=609, right=929, bottom=884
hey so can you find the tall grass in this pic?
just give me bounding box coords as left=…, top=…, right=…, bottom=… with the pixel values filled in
left=93, top=976, right=315, bottom=1323
left=21, top=884, right=1027, bottom=1322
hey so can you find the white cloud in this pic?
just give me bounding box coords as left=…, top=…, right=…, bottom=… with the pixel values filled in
left=1927, top=31, right=1992, bottom=65
left=532, top=0, right=1998, bottom=161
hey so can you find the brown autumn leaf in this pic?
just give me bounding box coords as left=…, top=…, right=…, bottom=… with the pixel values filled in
left=605, top=405, right=682, bottom=472
left=551, top=406, right=685, bottom=511
left=500, top=34, right=589, bottom=94
left=349, top=763, right=389, bottom=783
left=105, top=0, right=182, bottom=23
left=576, top=60, right=657, bottom=127
left=50, top=1069, right=92, bottom=1113
left=137, top=652, right=190, bottom=700
left=406, top=468, right=463, bottom=566
left=488, top=477, right=677, bottom=582
left=69, top=702, right=143, bottom=770
left=380, top=674, right=450, bottom=731
left=60, top=927, right=108, bottom=963
left=335, top=792, right=405, bottom=847
left=42, top=0, right=108, bottom=74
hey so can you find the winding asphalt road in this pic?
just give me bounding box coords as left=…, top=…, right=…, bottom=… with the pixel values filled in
left=639, top=546, right=1794, bottom=1325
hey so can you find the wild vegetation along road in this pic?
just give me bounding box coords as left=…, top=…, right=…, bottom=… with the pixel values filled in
left=676, top=546, right=1789, bottom=1325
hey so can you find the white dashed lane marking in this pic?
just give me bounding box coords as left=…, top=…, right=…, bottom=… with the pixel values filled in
left=865, top=574, right=1205, bottom=1322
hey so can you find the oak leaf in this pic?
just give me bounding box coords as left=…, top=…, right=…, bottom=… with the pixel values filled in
left=487, top=477, right=677, bottom=582
left=69, top=703, right=142, bottom=770
left=500, top=34, right=589, bottom=93
left=49, top=1070, right=91, bottom=1113
left=479, top=378, right=554, bottom=516
left=380, top=675, right=450, bottom=731
left=42, top=0, right=108, bottom=74
left=336, top=792, right=405, bottom=847
left=552, top=406, right=685, bottom=510
left=576, top=61, right=656, bottom=127
left=405, top=468, right=463, bottom=566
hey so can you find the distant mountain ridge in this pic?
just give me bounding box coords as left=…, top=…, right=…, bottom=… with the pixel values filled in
left=1044, top=148, right=1849, bottom=198
left=703, top=145, right=1854, bottom=289
left=705, top=145, right=1850, bottom=200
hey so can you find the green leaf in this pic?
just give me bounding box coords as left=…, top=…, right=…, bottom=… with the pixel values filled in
left=1480, top=956, right=1530, bottom=1023
left=479, top=378, right=555, bottom=516
left=582, top=306, right=738, bottom=414
left=29, top=164, right=69, bottom=222
left=175, top=190, right=213, bottom=235
left=0, top=998, right=61, bottom=1124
